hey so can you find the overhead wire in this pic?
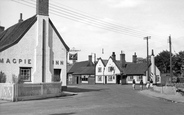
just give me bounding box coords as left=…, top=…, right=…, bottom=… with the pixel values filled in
left=12, top=0, right=165, bottom=39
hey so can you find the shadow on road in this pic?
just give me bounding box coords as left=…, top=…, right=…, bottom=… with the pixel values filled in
left=49, top=112, right=76, bottom=115
left=65, top=87, right=105, bottom=93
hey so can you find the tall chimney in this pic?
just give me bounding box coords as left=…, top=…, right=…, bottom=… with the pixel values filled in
left=112, top=52, right=116, bottom=61
left=120, top=51, right=126, bottom=68
left=18, top=13, right=23, bottom=23
left=132, top=52, right=137, bottom=63
left=36, top=0, right=49, bottom=16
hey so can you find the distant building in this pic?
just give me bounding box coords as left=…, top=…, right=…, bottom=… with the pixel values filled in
left=0, top=0, right=69, bottom=89
left=67, top=55, right=95, bottom=84
left=95, top=51, right=161, bottom=84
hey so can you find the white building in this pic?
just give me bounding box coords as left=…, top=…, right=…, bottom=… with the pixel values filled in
left=95, top=51, right=161, bottom=84
left=0, top=0, right=69, bottom=89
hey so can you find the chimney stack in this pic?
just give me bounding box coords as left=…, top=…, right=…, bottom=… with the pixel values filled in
left=36, top=0, right=49, bottom=16
left=18, top=13, right=23, bottom=23
left=112, top=52, right=116, bottom=61
left=89, top=55, right=92, bottom=62
left=120, top=51, right=126, bottom=68
left=151, top=49, right=154, bottom=56
left=132, top=52, right=137, bottom=63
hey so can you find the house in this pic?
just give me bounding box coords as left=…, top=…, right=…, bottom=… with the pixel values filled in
left=95, top=52, right=127, bottom=84
left=95, top=51, right=161, bottom=84
left=0, top=0, right=69, bottom=89
left=67, top=55, right=95, bottom=84
left=95, top=58, right=108, bottom=84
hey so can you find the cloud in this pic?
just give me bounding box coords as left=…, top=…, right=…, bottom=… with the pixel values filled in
left=106, top=0, right=144, bottom=8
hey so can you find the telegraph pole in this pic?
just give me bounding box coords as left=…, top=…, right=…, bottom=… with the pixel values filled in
left=169, top=35, right=173, bottom=82
left=144, top=36, right=151, bottom=81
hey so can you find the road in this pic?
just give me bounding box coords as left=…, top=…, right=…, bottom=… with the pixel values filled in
left=0, top=84, right=184, bottom=115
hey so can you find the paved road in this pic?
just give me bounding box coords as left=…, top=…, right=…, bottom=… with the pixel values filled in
left=0, top=85, right=184, bottom=115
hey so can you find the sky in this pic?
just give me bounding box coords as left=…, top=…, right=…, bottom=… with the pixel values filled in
left=0, top=0, right=184, bottom=63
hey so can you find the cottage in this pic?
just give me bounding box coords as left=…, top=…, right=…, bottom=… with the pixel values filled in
left=68, top=55, right=95, bottom=84
left=0, top=0, right=69, bottom=89
left=95, top=51, right=161, bottom=84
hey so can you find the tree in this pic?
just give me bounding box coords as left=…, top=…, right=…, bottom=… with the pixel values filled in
left=173, top=51, right=184, bottom=76
left=155, top=50, right=184, bottom=76
left=0, top=71, right=6, bottom=83
left=155, top=50, right=171, bottom=73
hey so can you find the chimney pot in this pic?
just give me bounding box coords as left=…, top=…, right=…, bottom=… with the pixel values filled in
left=112, top=52, right=116, bottom=61
left=18, top=13, right=23, bottom=23
left=132, top=52, right=137, bottom=63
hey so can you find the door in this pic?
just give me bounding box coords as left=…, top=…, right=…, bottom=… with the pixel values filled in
left=54, top=69, right=61, bottom=82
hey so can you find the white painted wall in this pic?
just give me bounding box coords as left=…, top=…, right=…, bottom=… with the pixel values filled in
left=95, top=59, right=105, bottom=84
left=0, top=16, right=68, bottom=85
left=104, top=58, right=120, bottom=84
left=50, top=22, right=68, bottom=86
left=0, top=23, right=36, bottom=83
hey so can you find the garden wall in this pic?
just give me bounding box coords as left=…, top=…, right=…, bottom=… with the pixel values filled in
left=0, top=82, right=62, bottom=101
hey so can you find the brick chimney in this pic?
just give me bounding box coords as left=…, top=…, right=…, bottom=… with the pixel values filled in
left=132, top=52, right=137, bottom=63
left=36, top=0, right=49, bottom=16
left=112, top=52, right=116, bottom=61
left=120, top=51, right=126, bottom=68
left=89, top=55, right=92, bottom=62
left=18, top=13, right=23, bottom=23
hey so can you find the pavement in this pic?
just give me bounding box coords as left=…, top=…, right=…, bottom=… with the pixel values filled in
left=139, top=89, right=184, bottom=103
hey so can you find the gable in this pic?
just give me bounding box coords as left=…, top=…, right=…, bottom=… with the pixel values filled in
left=49, top=19, right=69, bottom=51
left=0, top=15, right=37, bottom=52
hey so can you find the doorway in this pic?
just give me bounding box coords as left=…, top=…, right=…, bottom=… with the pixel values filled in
left=54, top=69, right=61, bottom=82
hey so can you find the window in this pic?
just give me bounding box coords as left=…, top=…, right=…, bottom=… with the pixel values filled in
left=98, top=76, right=102, bottom=81
left=98, top=67, right=102, bottom=72
left=137, top=76, right=142, bottom=81
left=19, top=67, right=31, bottom=82
left=81, top=76, right=88, bottom=81
left=108, top=67, right=114, bottom=72
left=129, top=76, right=133, bottom=81
left=108, top=76, right=113, bottom=81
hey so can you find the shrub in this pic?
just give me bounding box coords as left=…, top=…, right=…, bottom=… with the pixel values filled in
left=0, top=71, right=6, bottom=83
left=18, top=74, right=24, bottom=84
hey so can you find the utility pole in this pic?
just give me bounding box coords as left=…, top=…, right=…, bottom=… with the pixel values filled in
left=169, top=35, right=173, bottom=82
left=144, top=36, right=151, bottom=81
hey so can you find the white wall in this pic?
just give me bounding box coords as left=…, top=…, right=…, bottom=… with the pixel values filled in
left=95, top=59, right=105, bottom=84
left=104, top=58, right=120, bottom=84
left=49, top=22, right=68, bottom=87
left=0, top=23, right=37, bottom=83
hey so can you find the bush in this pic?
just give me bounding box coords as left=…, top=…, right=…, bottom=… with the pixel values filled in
left=18, top=74, right=24, bottom=84
left=0, top=71, right=6, bottom=83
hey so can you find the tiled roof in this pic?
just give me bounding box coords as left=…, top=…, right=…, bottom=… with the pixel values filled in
left=125, top=63, right=148, bottom=75
left=68, top=61, right=95, bottom=75
left=0, top=15, right=70, bottom=52
left=0, top=15, right=37, bottom=52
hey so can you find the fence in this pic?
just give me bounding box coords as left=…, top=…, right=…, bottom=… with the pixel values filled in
left=0, top=82, right=62, bottom=102
left=153, top=86, right=177, bottom=95
left=0, top=83, right=15, bottom=101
